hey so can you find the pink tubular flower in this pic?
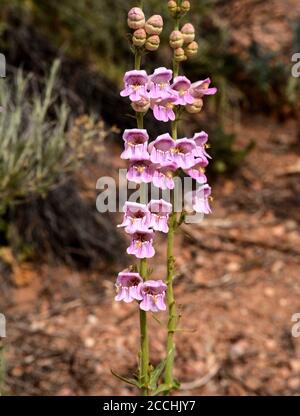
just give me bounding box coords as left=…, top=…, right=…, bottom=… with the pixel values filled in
left=185, top=160, right=207, bottom=184
left=121, top=129, right=150, bottom=160
left=151, top=95, right=178, bottom=122
left=171, top=76, right=194, bottom=105
left=115, top=272, right=143, bottom=303
left=148, top=133, right=174, bottom=165
left=139, top=280, right=167, bottom=312
left=170, top=138, right=196, bottom=169
left=127, top=159, right=155, bottom=183
left=192, top=184, right=212, bottom=214
left=193, top=131, right=211, bottom=159
left=190, top=78, right=217, bottom=99
left=148, top=199, right=172, bottom=233
left=118, top=202, right=150, bottom=233
left=152, top=163, right=177, bottom=190
left=120, top=70, right=149, bottom=102
left=148, top=67, right=173, bottom=99
left=127, top=230, right=155, bottom=259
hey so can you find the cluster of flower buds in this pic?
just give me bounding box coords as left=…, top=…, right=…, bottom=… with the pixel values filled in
left=168, top=0, right=191, bottom=18
left=169, top=23, right=198, bottom=62
left=128, top=7, right=164, bottom=52
left=120, top=66, right=217, bottom=117
left=167, top=0, right=198, bottom=62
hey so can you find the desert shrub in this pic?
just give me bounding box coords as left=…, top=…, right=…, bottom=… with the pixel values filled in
left=0, top=60, right=93, bottom=212
left=0, top=61, right=126, bottom=264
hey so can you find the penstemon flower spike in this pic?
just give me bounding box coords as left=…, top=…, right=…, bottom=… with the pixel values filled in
left=115, top=0, right=217, bottom=396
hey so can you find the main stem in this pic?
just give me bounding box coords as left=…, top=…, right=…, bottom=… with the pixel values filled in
left=139, top=258, right=149, bottom=395
left=164, top=121, right=178, bottom=389
left=134, top=52, right=149, bottom=395
left=164, top=14, right=181, bottom=389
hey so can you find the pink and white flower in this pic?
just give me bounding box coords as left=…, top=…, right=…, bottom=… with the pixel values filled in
left=121, top=129, right=150, bottom=160
left=170, top=138, right=196, bottom=169
left=127, top=230, right=155, bottom=259
left=151, top=95, right=178, bottom=122
left=127, top=159, right=155, bottom=183
left=192, top=184, right=212, bottom=214
left=148, top=67, right=173, bottom=99
left=190, top=78, right=217, bottom=98
left=115, top=272, right=143, bottom=303
left=139, top=280, right=167, bottom=312
left=185, top=160, right=207, bottom=184
left=171, top=76, right=194, bottom=106
left=148, top=133, right=174, bottom=165
left=148, top=199, right=172, bottom=233
left=192, top=131, right=211, bottom=159
left=118, top=202, right=151, bottom=233
left=120, top=70, right=149, bottom=102
left=152, top=163, right=177, bottom=190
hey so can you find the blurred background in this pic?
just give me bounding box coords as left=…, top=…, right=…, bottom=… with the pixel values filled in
left=0, top=0, right=300, bottom=396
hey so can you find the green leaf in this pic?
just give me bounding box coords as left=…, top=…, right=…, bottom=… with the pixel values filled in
left=110, top=369, right=141, bottom=388
left=149, top=359, right=167, bottom=391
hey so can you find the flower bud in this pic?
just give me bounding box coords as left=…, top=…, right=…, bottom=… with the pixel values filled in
left=131, top=97, right=150, bottom=113
left=145, top=15, right=163, bottom=35
left=181, top=23, right=195, bottom=44
left=132, top=28, right=147, bottom=47
left=145, top=35, right=160, bottom=51
left=169, top=30, right=184, bottom=49
left=185, top=41, right=198, bottom=57
left=186, top=98, right=203, bottom=114
left=181, top=1, right=191, bottom=13
left=174, top=47, right=186, bottom=62
left=127, top=7, right=145, bottom=30
left=168, top=0, right=178, bottom=15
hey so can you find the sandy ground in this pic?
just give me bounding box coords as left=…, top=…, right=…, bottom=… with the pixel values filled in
left=1, top=114, right=300, bottom=396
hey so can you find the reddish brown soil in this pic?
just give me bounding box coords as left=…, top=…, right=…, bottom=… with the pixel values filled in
left=1, top=114, right=300, bottom=396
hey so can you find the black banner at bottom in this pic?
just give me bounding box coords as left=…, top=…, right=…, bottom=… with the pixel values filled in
left=0, top=396, right=298, bottom=414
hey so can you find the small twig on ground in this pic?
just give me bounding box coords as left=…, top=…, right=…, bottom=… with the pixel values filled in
left=180, top=364, right=221, bottom=391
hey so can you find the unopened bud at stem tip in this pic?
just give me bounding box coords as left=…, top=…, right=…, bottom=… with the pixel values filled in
left=127, top=7, right=145, bottom=30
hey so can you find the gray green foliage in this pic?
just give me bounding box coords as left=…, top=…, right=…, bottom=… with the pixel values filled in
left=0, top=61, right=79, bottom=212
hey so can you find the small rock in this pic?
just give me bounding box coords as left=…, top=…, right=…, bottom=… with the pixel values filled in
left=264, top=287, right=275, bottom=297
left=84, top=337, right=96, bottom=348
left=290, top=359, right=300, bottom=373
left=287, top=377, right=300, bottom=390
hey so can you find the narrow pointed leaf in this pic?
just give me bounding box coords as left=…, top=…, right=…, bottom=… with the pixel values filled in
left=111, top=369, right=141, bottom=388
